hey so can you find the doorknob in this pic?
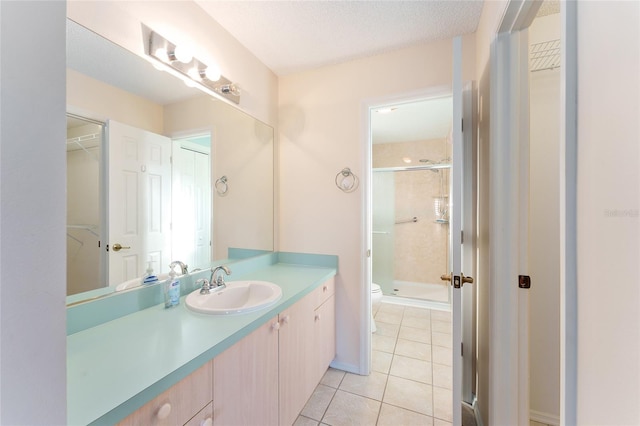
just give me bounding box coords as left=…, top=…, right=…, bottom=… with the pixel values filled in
left=440, top=272, right=474, bottom=287
left=111, top=243, right=131, bottom=252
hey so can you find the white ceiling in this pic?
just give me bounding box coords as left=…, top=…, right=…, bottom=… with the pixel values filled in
left=372, top=96, right=452, bottom=144
left=195, top=0, right=484, bottom=76
left=194, top=1, right=480, bottom=144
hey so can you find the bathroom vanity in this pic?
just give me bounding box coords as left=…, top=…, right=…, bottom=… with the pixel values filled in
left=67, top=253, right=337, bottom=425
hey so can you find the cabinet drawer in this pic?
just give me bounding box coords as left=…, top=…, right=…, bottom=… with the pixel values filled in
left=174, top=362, right=213, bottom=424
left=312, top=277, right=335, bottom=308
left=117, top=386, right=178, bottom=426
left=117, top=361, right=212, bottom=426
left=184, top=402, right=213, bottom=426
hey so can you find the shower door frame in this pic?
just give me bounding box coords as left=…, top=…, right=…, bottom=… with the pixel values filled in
left=372, top=164, right=453, bottom=307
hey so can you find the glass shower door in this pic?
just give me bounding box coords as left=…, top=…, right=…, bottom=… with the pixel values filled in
left=371, top=171, right=395, bottom=295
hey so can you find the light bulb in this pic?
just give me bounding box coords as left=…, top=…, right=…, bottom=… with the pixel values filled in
left=174, top=45, right=193, bottom=63
left=187, top=67, right=201, bottom=81
left=204, top=66, right=221, bottom=82
left=184, top=78, right=197, bottom=88
left=154, top=47, right=169, bottom=63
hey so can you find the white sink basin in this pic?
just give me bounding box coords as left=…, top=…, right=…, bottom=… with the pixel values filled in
left=185, top=280, right=282, bottom=315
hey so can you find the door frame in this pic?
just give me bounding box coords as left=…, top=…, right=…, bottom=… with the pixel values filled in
left=490, top=3, right=537, bottom=423
left=489, top=0, right=578, bottom=424
left=360, top=84, right=456, bottom=375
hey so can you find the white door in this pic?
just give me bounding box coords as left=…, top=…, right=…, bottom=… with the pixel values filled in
left=107, top=120, right=172, bottom=285
left=172, top=139, right=211, bottom=270
left=461, top=81, right=477, bottom=405
left=449, top=36, right=472, bottom=426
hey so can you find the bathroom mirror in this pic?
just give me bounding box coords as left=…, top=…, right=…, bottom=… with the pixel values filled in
left=66, top=19, right=274, bottom=302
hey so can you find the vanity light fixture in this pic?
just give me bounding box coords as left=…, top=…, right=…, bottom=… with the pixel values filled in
left=143, top=25, right=240, bottom=104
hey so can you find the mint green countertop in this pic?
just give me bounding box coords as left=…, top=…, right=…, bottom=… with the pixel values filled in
left=67, top=255, right=337, bottom=425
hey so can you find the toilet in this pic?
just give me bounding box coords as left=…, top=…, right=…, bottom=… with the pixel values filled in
left=371, top=283, right=383, bottom=333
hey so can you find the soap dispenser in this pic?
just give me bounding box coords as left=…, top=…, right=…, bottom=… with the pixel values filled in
left=142, top=261, right=159, bottom=285
left=163, top=263, right=181, bottom=308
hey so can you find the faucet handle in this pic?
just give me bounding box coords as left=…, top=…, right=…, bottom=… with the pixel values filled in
left=197, top=278, right=211, bottom=295
left=170, top=261, right=189, bottom=275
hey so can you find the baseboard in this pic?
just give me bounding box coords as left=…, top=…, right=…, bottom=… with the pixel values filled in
left=531, top=409, right=560, bottom=426
left=328, top=360, right=360, bottom=375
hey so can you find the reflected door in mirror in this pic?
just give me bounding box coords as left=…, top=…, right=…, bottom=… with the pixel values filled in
left=172, top=136, right=212, bottom=271
left=108, top=120, right=172, bottom=284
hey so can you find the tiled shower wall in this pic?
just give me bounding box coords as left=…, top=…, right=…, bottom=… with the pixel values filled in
left=373, top=139, right=450, bottom=286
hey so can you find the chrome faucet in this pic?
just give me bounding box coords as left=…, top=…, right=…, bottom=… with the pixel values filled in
left=197, top=278, right=212, bottom=295
left=169, top=260, right=189, bottom=275
left=210, top=266, right=231, bottom=289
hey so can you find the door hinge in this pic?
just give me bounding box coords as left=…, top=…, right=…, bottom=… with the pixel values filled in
left=519, top=275, right=531, bottom=289
left=461, top=118, right=464, bottom=133
left=461, top=230, right=464, bottom=244
left=461, top=342, right=463, bottom=357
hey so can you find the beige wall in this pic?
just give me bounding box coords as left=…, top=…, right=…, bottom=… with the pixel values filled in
left=0, top=2, right=67, bottom=423
left=279, top=35, right=475, bottom=371
left=373, top=140, right=450, bottom=286
left=529, top=12, right=561, bottom=423
left=576, top=2, right=640, bottom=423
left=474, top=1, right=509, bottom=424
left=67, top=69, right=164, bottom=133
left=164, top=96, right=274, bottom=259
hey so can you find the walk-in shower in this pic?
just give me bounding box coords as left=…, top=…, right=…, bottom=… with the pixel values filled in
left=372, top=163, right=451, bottom=304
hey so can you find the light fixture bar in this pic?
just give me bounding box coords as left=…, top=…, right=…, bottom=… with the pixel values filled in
left=143, top=25, right=240, bottom=104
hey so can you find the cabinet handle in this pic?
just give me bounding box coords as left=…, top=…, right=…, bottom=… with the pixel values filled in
left=272, top=321, right=280, bottom=330
left=281, top=315, right=290, bottom=324
left=201, top=417, right=213, bottom=426
left=323, top=285, right=328, bottom=292
left=156, top=402, right=172, bottom=420
left=315, top=314, right=321, bottom=321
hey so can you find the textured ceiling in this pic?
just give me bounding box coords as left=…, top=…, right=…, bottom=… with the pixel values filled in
left=195, top=0, right=484, bottom=76
left=537, top=0, right=561, bottom=17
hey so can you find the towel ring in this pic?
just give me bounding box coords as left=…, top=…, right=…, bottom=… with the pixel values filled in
left=335, top=167, right=359, bottom=193
left=215, top=176, right=228, bottom=196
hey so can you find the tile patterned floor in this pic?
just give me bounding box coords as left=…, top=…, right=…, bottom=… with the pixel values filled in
left=295, top=301, right=453, bottom=426
left=294, top=300, right=555, bottom=426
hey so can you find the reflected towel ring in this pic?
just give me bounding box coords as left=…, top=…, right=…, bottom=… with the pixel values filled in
left=335, top=167, right=359, bottom=193
left=215, top=176, right=228, bottom=196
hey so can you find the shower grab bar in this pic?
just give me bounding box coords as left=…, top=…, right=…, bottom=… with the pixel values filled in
left=395, top=217, right=418, bottom=225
